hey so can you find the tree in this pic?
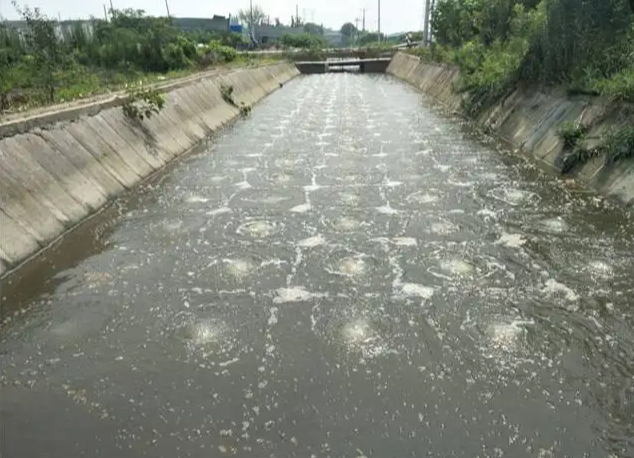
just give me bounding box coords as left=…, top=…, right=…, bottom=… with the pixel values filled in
left=340, top=22, right=357, bottom=37
left=304, top=22, right=324, bottom=35
left=13, top=2, right=63, bottom=103
left=237, top=5, right=266, bottom=27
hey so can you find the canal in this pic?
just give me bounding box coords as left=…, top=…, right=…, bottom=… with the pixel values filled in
left=1, top=74, right=633, bottom=457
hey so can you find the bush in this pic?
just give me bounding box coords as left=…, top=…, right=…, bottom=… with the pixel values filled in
left=205, top=40, right=238, bottom=63
left=604, top=127, right=634, bottom=165
left=431, top=0, right=634, bottom=110
left=122, top=87, right=166, bottom=121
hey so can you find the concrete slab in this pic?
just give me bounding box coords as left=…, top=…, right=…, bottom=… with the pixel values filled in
left=176, top=84, right=215, bottom=135
left=85, top=114, right=154, bottom=177
left=66, top=119, right=140, bottom=188
left=36, top=129, right=125, bottom=198
left=148, top=104, right=194, bottom=156
left=99, top=109, right=169, bottom=168
left=0, top=152, right=65, bottom=243
left=167, top=91, right=208, bottom=143
left=17, top=133, right=106, bottom=213
left=1, top=136, right=85, bottom=224
left=0, top=207, right=40, bottom=265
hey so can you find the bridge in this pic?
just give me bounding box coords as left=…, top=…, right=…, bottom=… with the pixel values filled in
left=294, top=58, right=392, bottom=74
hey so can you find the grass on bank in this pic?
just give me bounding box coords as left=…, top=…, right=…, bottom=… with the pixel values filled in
left=0, top=54, right=279, bottom=116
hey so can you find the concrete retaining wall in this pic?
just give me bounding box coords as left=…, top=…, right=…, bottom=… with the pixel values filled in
left=387, top=52, right=634, bottom=207
left=0, top=63, right=300, bottom=277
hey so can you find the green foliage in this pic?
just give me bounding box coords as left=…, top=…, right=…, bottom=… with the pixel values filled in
left=557, top=122, right=589, bottom=150
left=340, top=22, right=357, bottom=38
left=122, top=87, right=166, bottom=121
left=603, top=127, right=634, bottom=165
left=239, top=103, right=252, bottom=116
left=219, top=83, right=251, bottom=116
left=430, top=0, right=634, bottom=114
left=205, top=40, right=238, bottom=62
left=220, top=84, right=235, bottom=104
left=303, top=22, right=324, bottom=36
left=0, top=4, right=257, bottom=112
left=12, top=2, right=64, bottom=102
left=279, top=33, right=327, bottom=49
left=556, top=123, right=634, bottom=173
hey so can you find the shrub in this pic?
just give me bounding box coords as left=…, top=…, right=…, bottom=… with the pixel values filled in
left=122, top=87, right=166, bottom=121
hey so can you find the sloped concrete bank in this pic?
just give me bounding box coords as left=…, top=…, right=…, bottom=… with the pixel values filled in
left=387, top=52, right=634, bottom=207
left=0, top=63, right=300, bottom=278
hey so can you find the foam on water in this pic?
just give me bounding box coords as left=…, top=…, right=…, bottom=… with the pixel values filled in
left=340, top=318, right=388, bottom=359
left=186, top=195, right=210, bottom=203
left=542, top=278, right=579, bottom=302
left=339, top=193, right=360, bottom=204
left=290, top=203, right=311, bottom=213
left=495, top=233, right=526, bottom=248
left=297, top=234, right=326, bottom=248
left=273, top=287, right=326, bottom=303
left=393, top=237, right=417, bottom=247
left=400, top=283, right=435, bottom=299
left=487, top=319, right=533, bottom=353
left=224, top=259, right=255, bottom=279
left=587, top=261, right=613, bottom=278
left=257, top=196, right=289, bottom=204
left=235, top=181, right=252, bottom=190
left=540, top=217, right=569, bottom=233
left=334, top=216, right=361, bottom=231
left=180, top=319, right=225, bottom=346
left=236, top=220, right=280, bottom=238
left=376, top=204, right=400, bottom=215
left=342, top=319, right=376, bottom=345
left=408, top=192, right=439, bottom=204
left=430, top=221, right=457, bottom=235
left=440, top=259, right=475, bottom=276
left=335, top=257, right=366, bottom=277
left=488, top=187, right=538, bottom=206
left=207, top=207, right=232, bottom=216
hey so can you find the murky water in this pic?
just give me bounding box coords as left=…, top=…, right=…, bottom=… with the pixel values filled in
left=1, top=74, right=634, bottom=458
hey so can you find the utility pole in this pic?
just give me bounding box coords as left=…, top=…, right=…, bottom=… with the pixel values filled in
left=296, top=4, right=299, bottom=25
left=423, top=0, right=431, bottom=46
left=164, top=0, right=171, bottom=19
left=429, top=0, right=436, bottom=45
left=103, top=4, right=108, bottom=20
left=109, top=0, right=114, bottom=14
left=377, top=0, right=381, bottom=43
left=362, top=8, right=366, bottom=32
left=354, top=17, right=360, bottom=46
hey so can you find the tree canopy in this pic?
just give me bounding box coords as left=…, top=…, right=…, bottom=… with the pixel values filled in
left=340, top=22, right=357, bottom=37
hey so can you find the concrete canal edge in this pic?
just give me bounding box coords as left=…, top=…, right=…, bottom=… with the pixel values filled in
left=0, top=62, right=300, bottom=279
left=387, top=52, right=634, bottom=209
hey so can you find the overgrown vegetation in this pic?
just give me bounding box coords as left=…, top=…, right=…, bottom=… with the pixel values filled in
left=219, top=83, right=252, bottom=117
left=556, top=122, right=634, bottom=173
left=0, top=4, right=250, bottom=113
left=122, top=87, right=166, bottom=121
left=424, top=0, right=634, bottom=114
left=279, top=33, right=328, bottom=49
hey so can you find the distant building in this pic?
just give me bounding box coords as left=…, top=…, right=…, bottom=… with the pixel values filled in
left=249, top=24, right=304, bottom=45
left=323, top=30, right=343, bottom=47
left=172, top=15, right=229, bottom=33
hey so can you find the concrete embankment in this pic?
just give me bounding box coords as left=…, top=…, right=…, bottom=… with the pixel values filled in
left=0, top=63, right=300, bottom=277
left=387, top=52, right=634, bottom=207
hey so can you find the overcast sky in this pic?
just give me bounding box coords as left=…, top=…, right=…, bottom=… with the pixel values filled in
left=0, top=0, right=426, bottom=34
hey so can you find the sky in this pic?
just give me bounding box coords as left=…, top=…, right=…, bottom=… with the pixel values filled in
left=0, top=0, right=426, bottom=34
